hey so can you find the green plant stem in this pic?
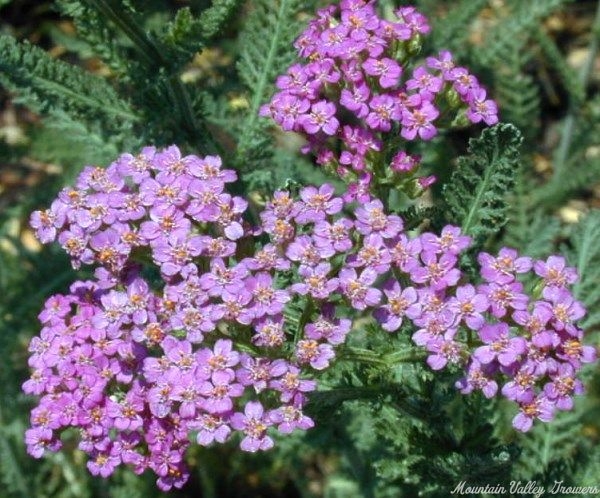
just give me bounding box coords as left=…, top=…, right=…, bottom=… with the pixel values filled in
left=339, top=346, right=425, bottom=366
left=384, top=348, right=426, bottom=364
left=554, top=0, right=600, bottom=175
left=83, top=0, right=218, bottom=153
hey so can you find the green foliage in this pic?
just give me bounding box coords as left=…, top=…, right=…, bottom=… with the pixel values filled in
left=533, top=98, right=600, bottom=208
left=504, top=165, right=563, bottom=258
left=396, top=205, right=444, bottom=231
left=566, top=210, right=600, bottom=330
left=534, top=26, right=585, bottom=107
left=54, top=0, right=131, bottom=73
left=234, top=0, right=309, bottom=184
left=495, top=50, right=541, bottom=141
left=0, top=0, right=599, bottom=496
left=513, top=396, right=600, bottom=488
left=428, top=0, right=489, bottom=53
left=443, top=123, right=523, bottom=247
left=476, top=0, right=573, bottom=66
left=163, top=0, right=241, bottom=58
left=0, top=34, right=137, bottom=138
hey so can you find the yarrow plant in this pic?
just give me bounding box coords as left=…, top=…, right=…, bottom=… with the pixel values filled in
left=260, top=0, right=498, bottom=200
left=25, top=145, right=595, bottom=489
left=17, top=0, right=598, bottom=493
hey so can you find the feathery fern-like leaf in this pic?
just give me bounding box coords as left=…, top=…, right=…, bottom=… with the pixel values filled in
left=54, top=0, right=130, bottom=73
left=236, top=0, right=306, bottom=160
left=429, top=0, right=489, bottom=54
left=477, top=0, right=572, bottom=65
left=442, top=123, right=523, bottom=246
left=0, top=35, right=138, bottom=131
left=163, top=0, right=241, bottom=58
left=495, top=51, right=541, bottom=140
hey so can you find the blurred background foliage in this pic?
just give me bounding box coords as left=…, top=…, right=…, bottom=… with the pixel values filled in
left=0, top=0, right=599, bottom=496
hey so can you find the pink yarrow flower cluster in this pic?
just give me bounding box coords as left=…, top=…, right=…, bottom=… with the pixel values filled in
left=260, top=1, right=498, bottom=200
left=26, top=147, right=594, bottom=490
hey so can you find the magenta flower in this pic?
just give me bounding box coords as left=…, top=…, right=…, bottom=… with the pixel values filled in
left=557, top=336, right=597, bottom=368
left=455, top=360, right=498, bottom=398
left=193, top=414, right=231, bottom=446
left=448, top=285, right=489, bottom=330
left=87, top=450, right=120, bottom=478
left=401, top=96, right=439, bottom=140
left=534, top=255, right=578, bottom=289
left=373, top=280, right=420, bottom=332
left=355, top=199, right=403, bottom=238
left=501, top=366, right=539, bottom=402
left=271, top=403, right=314, bottom=434
left=245, top=272, right=290, bottom=318
left=313, top=218, right=354, bottom=253
left=512, top=305, right=556, bottom=348
left=389, top=233, right=421, bottom=272
left=478, top=247, right=532, bottom=284
left=296, top=184, right=343, bottom=223
left=286, top=235, right=333, bottom=266
left=410, top=250, right=461, bottom=291
left=420, top=226, right=470, bottom=255
left=363, top=57, right=401, bottom=88
left=252, top=315, right=286, bottom=348
left=512, top=396, right=554, bottom=432
left=474, top=323, right=527, bottom=367
left=230, top=401, right=274, bottom=452
left=340, top=82, right=370, bottom=118
left=541, top=286, right=586, bottom=331
left=304, top=306, right=351, bottom=345
left=406, top=66, right=442, bottom=98
left=426, top=50, right=455, bottom=78
left=543, top=363, right=584, bottom=411
left=390, top=151, right=419, bottom=173
left=412, top=309, right=456, bottom=347
left=366, top=94, right=402, bottom=131
left=199, top=370, right=244, bottom=414
left=236, top=356, right=287, bottom=393
left=269, top=365, right=316, bottom=403
left=349, top=233, right=391, bottom=273
left=295, top=339, right=335, bottom=370
left=199, top=258, right=248, bottom=297
left=480, top=281, right=529, bottom=318
left=466, top=88, right=499, bottom=125
left=298, top=100, right=339, bottom=135
left=30, top=202, right=65, bottom=243
left=339, top=268, right=382, bottom=310
left=291, top=263, right=339, bottom=300
left=426, top=335, right=464, bottom=370
left=195, top=339, right=240, bottom=378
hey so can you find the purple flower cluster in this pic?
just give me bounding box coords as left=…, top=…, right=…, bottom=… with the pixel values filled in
left=429, top=249, right=596, bottom=432
left=25, top=146, right=594, bottom=490
left=260, top=1, right=498, bottom=199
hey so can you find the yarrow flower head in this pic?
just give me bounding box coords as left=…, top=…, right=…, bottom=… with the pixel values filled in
left=261, top=1, right=499, bottom=199
left=25, top=145, right=597, bottom=490
left=23, top=4, right=596, bottom=492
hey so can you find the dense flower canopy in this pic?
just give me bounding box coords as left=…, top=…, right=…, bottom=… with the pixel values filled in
left=26, top=146, right=594, bottom=490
